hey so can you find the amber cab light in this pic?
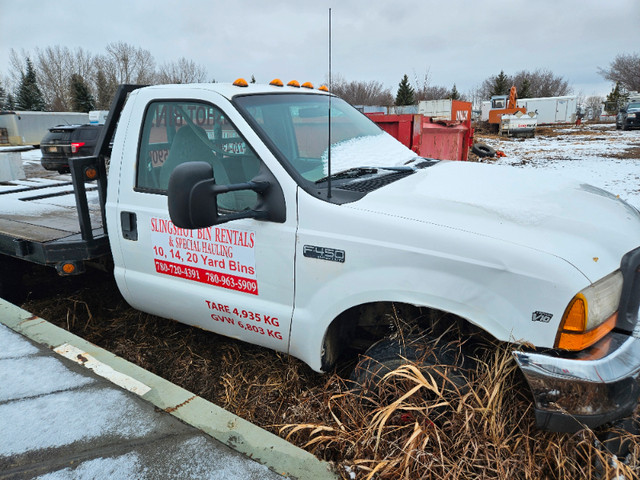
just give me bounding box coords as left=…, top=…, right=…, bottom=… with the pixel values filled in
left=270, top=79, right=284, bottom=87
left=233, top=78, right=249, bottom=87
left=301, top=81, right=314, bottom=89
left=287, top=80, right=300, bottom=87
left=318, top=85, right=329, bottom=92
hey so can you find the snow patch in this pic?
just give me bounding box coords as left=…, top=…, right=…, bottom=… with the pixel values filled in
left=0, top=356, right=94, bottom=402
left=0, top=387, right=159, bottom=457
left=0, top=324, right=39, bottom=359
left=321, top=132, right=417, bottom=175
left=35, top=453, right=143, bottom=480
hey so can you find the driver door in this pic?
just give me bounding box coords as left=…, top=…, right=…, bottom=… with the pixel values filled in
left=110, top=94, right=296, bottom=353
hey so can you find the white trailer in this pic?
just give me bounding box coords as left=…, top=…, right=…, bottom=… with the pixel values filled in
left=515, top=96, right=577, bottom=125
left=0, top=111, right=89, bottom=146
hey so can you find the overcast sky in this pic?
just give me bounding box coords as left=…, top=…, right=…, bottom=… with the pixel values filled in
left=1, top=0, right=638, bottom=99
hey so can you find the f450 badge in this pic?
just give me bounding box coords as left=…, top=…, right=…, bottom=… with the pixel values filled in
left=303, top=245, right=345, bottom=263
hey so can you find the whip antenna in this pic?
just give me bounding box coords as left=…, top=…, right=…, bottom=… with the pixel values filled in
left=327, top=7, right=332, bottom=199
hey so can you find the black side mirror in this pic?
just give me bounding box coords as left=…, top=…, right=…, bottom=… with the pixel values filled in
left=168, top=161, right=286, bottom=229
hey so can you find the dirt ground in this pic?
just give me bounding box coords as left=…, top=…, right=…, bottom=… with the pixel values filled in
left=15, top=123, right=640, bottom=479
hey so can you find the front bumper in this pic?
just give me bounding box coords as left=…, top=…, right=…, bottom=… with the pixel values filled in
left=514, top=332, right=640, bottom=432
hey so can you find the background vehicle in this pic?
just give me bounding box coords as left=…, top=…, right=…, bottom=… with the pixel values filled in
left=1, top=83, right=639, bottom=436
left=616, top=101, right=640, bottom=130
left=40, top=124, right=103, bottom=173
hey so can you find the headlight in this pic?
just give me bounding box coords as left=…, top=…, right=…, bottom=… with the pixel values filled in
left=555, top=270, right=623, bottom=351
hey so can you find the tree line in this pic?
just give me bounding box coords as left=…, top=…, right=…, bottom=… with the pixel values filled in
left=0, top=43, right=637, bottom=112
left=0, top=42, right=208, bottom=112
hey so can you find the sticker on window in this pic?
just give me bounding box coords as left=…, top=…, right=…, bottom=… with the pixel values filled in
left=150, top=217, right=258, bottom=295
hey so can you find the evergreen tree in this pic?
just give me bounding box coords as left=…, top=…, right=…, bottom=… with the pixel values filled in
left=15, top=58, right=46, bottom=111
left=605, top=82, right=627, bottom=113
left=490, top=70, right=510, bottom=96
left=395, top=74, right=415, bottom=106
left=519, top=77, right=531, bottom=99
left=448, top=83, right=461, bottom=100
left=5, top=93, right=16, bottom=110
left=0, top=81, right=6, bottom=110
left=70, top=74, right=95, bottom=112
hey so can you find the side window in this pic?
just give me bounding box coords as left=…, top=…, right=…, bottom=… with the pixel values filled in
left=136, top=101, right=260, bottom=211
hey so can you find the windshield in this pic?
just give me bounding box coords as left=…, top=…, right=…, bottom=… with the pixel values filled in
left=234, top=94, right=416, bottom=182
left=628, top=102, right=640, bottom=110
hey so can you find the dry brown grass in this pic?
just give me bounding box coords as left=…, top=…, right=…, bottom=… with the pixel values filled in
left=21, top=270, right=640, bottom=480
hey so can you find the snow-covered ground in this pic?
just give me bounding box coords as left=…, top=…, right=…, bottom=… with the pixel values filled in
left=485, top=123, right=640, bottom=208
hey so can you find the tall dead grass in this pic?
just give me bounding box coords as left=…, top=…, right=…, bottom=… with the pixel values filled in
left=282, top=346, right=640, bottom=479
left=21, top=271, right=640, bottom=479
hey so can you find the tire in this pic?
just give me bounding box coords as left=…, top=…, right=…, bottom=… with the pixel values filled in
left=471, top=143, right=496, bottom=158
left=351, top=335, right=470, bottom=401
left=616, top=123, right=622, bottom=130
left=622, top=123, right=629, bottom=131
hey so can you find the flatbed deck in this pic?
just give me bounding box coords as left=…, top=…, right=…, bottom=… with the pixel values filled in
left=0, top=175, right=109, bottom=271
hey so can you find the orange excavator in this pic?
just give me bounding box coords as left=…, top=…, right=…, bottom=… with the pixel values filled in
left=488, top=85, right=526, bottom=127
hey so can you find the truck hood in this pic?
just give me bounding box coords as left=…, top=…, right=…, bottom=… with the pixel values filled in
left=348, top=161, right=640, bottom=282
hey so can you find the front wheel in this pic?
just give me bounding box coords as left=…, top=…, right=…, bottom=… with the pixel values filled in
left=351, top=335, right=471, bottom=401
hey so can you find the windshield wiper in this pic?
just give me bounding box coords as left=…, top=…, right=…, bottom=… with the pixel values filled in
left=315, top=167, right=379, bottom=184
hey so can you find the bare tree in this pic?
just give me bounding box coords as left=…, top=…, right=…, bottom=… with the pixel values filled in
left=477, top=69, right=572, bottom=100
left=157, top=57, right=207, bottom=84
left=598, top=53, right=640, bottom=92
left=585, top=95, right=604, bottom=120
left=330, top=75, right=393, bottom=105
left=34, top=45, right=74, bottom=110
left=103, top=42, right=156, bottom=84
left=412, top=69, right=450, bottom=102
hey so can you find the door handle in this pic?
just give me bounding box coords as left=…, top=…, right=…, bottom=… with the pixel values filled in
left=121, top=212, right=138, bottom=241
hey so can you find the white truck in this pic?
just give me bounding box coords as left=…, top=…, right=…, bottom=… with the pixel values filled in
left=1, top=83, right=640, bottom=434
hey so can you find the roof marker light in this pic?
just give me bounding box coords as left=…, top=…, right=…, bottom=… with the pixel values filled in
left=233, top=78, right=249, bottom=87
left=318, top=85, right=329, bottom=92
left=270, top=79, right=284, bottom=87
left=301, top=81, right=314, bottom=89
left=287, top=80, right=300, bottom=88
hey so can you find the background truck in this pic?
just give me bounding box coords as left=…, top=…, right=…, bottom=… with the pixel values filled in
left=1, top=82, right=640, bottom=435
